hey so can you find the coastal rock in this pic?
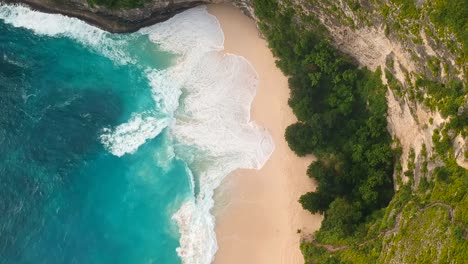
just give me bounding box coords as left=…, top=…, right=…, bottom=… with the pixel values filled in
left=3, top=0, right=226, bottom=32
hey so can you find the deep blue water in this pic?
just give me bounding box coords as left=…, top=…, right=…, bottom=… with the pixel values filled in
left=0, top=16, right=191, bottom=264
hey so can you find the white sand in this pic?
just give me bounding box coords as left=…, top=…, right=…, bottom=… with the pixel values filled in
left=208, top=4, right=323, bottom=264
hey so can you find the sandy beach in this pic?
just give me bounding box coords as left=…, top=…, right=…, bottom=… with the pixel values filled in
left=208, top=4, right=323, bottom=264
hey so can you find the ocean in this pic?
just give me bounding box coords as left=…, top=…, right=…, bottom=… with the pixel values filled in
left=0, top=4, right=273, bottom=264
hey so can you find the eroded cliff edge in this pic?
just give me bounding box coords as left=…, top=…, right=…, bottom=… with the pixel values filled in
left=246, top=1, right=467, bottom=263
left=2, top=0, right=225, bottom=32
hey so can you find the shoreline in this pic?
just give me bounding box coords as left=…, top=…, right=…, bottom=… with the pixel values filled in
left=2, top=0, right=210, bottom=33
left=208, top=4, right=323, bottom=264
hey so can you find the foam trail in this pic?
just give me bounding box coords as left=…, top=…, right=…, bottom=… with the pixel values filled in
left=140, top=7, right=274, bottom=264
left=147, top=69, right=183, bottom=114
left=0, top=3, right=174, bottom=159
left=0, top=4, right=132, bottom=64
left=101, top=114, right=171, bottom=157
left=0, top=3, right=275, bottom=263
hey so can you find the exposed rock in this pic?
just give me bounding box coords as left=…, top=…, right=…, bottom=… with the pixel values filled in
left=281, top=0, right=467, bottom=176
left=454, top=135, right=468, bottom=169
left=231, top=0, right=255, bottom=19
left=3, top=0, right=226, bottom=33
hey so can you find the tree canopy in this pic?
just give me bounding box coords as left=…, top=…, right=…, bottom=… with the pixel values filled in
left=254, top=0, right=396, bottom=236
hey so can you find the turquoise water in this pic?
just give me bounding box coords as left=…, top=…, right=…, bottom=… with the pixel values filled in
left=0, top=4, right=275, bottom=264
left=0, top=15, right=190, bottom=264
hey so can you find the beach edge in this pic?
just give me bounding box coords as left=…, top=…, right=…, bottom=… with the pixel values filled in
left=208, top=3, right=323, bottom=264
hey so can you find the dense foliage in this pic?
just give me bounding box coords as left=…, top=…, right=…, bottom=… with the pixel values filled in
left=254, top=0, right=395, bottom=241
left=254, top=0, right=468, bottom=263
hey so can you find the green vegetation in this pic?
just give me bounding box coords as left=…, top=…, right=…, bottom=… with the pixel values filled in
left=416, top=78, right=466, bottom=119
left=305, top=0, right=360, bottom=29
left=385, top=69, right=466, bottom=148
left=253, top=0, right=468, bottom=263
left=427, top=56, right=441, bottom=77
left=255, top=0, right=395, bottom=247
left=261, top=0, right=396, bottom=216
left=371, top=0, right=468, bottom=83
left=87, top=0, right=148, bottom=9
left=300, top=159, right=468, bottom=263
left=429, top=0, right=468, bottom=62
left=374, top=0, right=468, bottom=64
left=381, top=205, right=468, bottom=263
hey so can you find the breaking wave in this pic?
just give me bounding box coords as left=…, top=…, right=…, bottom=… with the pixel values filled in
left=100, top=114, right=172, bottom=157
left=0, top=4, right=132, bottom=64
left=140, top=7, right=274, bottom=264
left=0, top=4, right=274, bottom=264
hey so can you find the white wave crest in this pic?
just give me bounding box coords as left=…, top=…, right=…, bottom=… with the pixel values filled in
left=140, top=6, right=274, bottom=264
left=100, top=114, right=171, bottom=157
left=1, top=3, right=275, bottom=263
left=147, top=69, right=183, bottom=114
left=0, top=4, right=132, bottom=64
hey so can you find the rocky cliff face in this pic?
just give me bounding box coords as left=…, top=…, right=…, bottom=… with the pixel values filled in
left=3, top=0, right=225, bottom=32
left=247, top=1, right=467, bottom=262
left=252, top=0, right=467, bottom=179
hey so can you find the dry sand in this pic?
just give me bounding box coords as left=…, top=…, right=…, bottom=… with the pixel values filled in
left=208, top=3, right=323, bottom=264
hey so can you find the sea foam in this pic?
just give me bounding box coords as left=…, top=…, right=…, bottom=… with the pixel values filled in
left=0, top=4, right=132, bottom=64
left=140, top=7, right=274, bottom=264
left=100, top=114, right=172, bottom=157
left=0, top=4, right=274, bottom=264
left=0, top=3, right=171, bottom=157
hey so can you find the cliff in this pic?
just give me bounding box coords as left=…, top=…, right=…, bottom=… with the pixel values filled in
left=247, top=1, right=467, bottom=263
left=2, top=0, right=467, bottom=263
left=290, top=0, right=467, bottom=172
left=244, top=0, right=467, bottom=171
left=2, top=0, right=224, bottom=32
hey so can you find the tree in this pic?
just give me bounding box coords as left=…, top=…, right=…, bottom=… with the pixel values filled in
left=300, top=191, right=332, bottom=214
left=285, top=123, right=319, bottom=156
left=321, top=198, right=362, bottom=236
